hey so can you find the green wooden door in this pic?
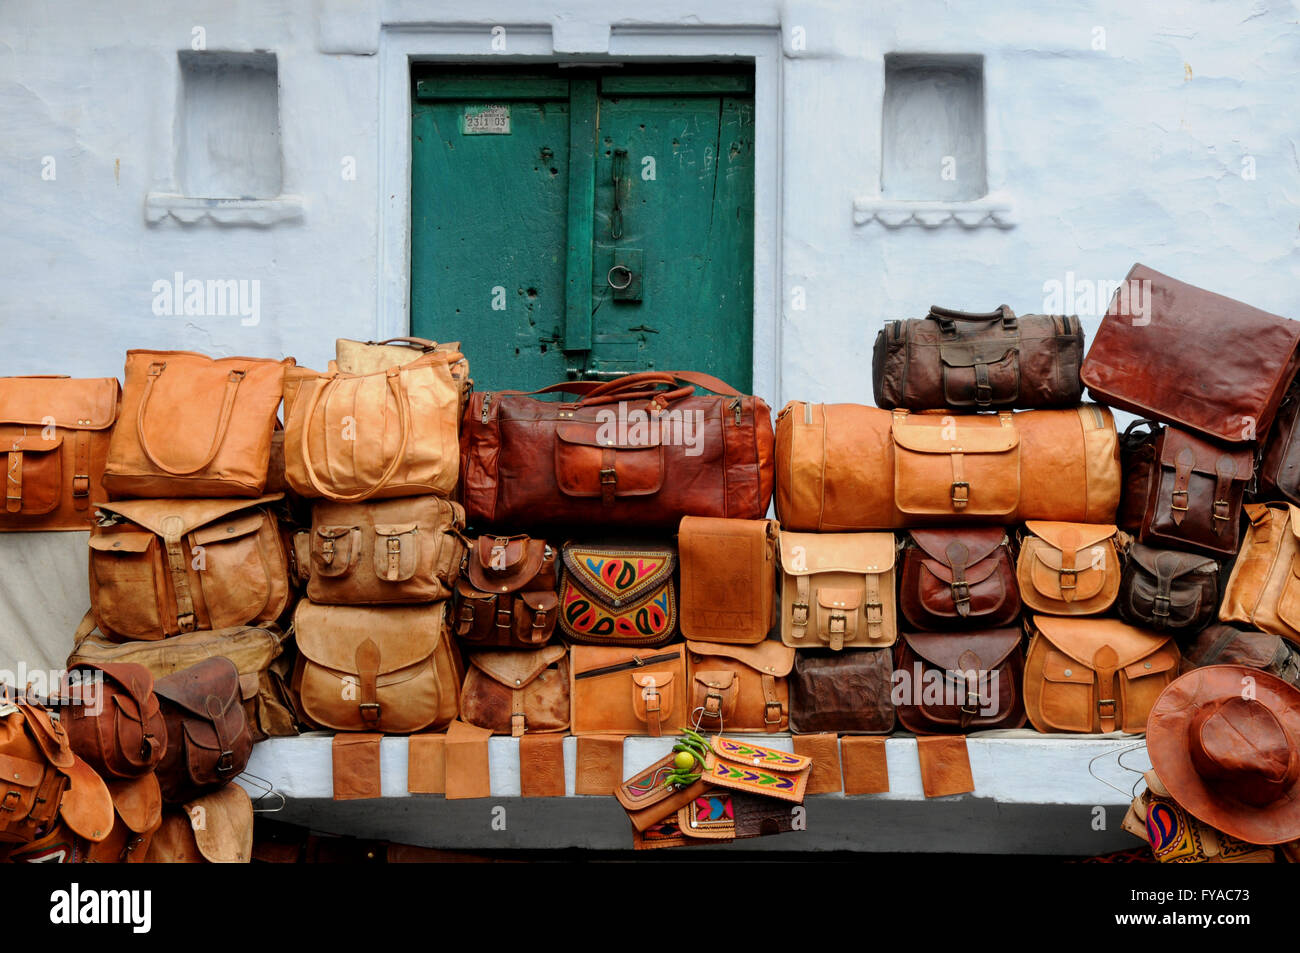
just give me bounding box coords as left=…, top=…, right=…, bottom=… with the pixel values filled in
left=411, top=67, right=755, bottom=393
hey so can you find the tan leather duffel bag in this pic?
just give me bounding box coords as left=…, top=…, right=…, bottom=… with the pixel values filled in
left=685, top=639, right=795, bottom=732
left=104, top=350, right=293, bottom=499
left=88, top=495, right=290, bottom=641
left=459, top=645, right=569, bottom=736
left=1220, top=503, right=1300, bottom=643
left=292, top=600, right=462, bottom=734
left=1016, top=521, right=1123, bottom=616
left=0, top=376, right=120, bottom=530
left=777, top=530, right=897, bottom=650
left=775, top=403, right=1120, bottom=531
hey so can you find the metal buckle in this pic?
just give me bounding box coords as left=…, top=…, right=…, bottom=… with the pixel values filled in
left=1098, top=698, right=1116, bottom=717
left=0, top=790, right=20, bottom=813
left=532, top=609, right=549, bottom=629
left=951, top=481, right=970, bottom=507
left=643, top=688, right=661, bottom=714
left=1058, top=569, right=1077, bottom=591
left=764, top=701, right=784, bottom=726
left=387, top=537, right=401, bottom=553
left=950, top=581, right=971, bottom=606
left=495, top=607, right=513, bottom=628
left=599, top=468, right=617, bottom=485
left=1152, top=595, right=1171, bottom=618
left=791, top=601, right=809, bottom=626
left=829, top=612, right=847, bottom=634
left=1170, top=490, right=1189, bottom=512
left=72, top=475, right=90, bottom=498
left=177, top=612, right=196, bottom=631
left=1212, top=499, right=1231, bottom=523
left=359, top=702, right=381, bottom=721
left=321, top=538, right=335, bottom=561
left=216, top=750, right=235, bottom=774
left=865, top=601, right=883, bottom=625
left=704, top=692, right=723, bottom=717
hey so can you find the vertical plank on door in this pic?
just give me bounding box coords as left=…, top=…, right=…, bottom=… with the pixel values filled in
left=564, top=79, right=597, bottom=355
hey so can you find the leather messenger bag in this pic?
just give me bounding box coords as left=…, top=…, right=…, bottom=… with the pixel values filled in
left=873, top=305, right=1084, bottom=410
left=1117, top=543, right=1219, bottom=634
left=678, top=516, right=777, bottom=645
left=61, top=662, right=166, bottom=780
left=459, top=646, right=569, bottom=736
left=461, top=371, right=774, bottom=531
left=899, top=527, right=1019, bottom=630
left=777, top=530, right=897, bottom=650
left=454, top=535, right=559, bottom=648
left=569, top=644, right=687, bottom=736
left=685, top=639, right=795, bottom=733
left=1138, top=426, right=1253, bottom=558
left=775, top=402, right=1120, bottom=531
left=788, top=649, right=895, bottom=734
left=153, top=657, right=253, bottom=803
left=1219, top=503, right=1300, bottom=644
left=0, top=375, right=119, bottom=530
left=894, top=628, right=1026, bottom=733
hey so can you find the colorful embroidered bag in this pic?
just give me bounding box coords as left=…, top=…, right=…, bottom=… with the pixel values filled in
left=557, top=541, right=678, bottom=646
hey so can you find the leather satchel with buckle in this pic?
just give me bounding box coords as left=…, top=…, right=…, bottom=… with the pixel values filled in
left=459, top=646, right=569, bottom=737
left=685, top=640, right=795, bottom=733
left=900, top=527, right=1019, bottom=630
left=778, top=530, right=896, bottom=650
left=152, top=657, right=253, bottom=803
left=569, top=645, right=686, bottom=736
left=894, top=628, right=1026, bottom=733
left=1139, top=425, right=1253, bottom=558
left=454, top=535, right=559, bottom=649
left=1117, top=543, right=1219, bottom=634
left=1016, top=521, right=1122, bottom=616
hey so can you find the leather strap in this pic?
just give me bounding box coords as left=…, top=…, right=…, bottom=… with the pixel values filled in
left=1246, top=503, right=1273, bottom=544
left=137, top=363, right=244, bottom=476
left=973, top=362, right=992, bottom=407
left=1212, top=455, right=1237, bottom=534
left=1170, top=446, right=1196, bottom=525
left=600, top=447, right=616, bottom=506
left=1151, top=551, right=1178, bottom=626
left=946, top=540, right=972, bottom=616
left=1058, top=525, right=1080, bottom=603
left=355, top=638, right=381, bottom=727
left=5, top=450, right=20, bottom=512
left=792, top=575, right=810, bottom=641
left=863, top=572, right=883, bottom=644
left=956, top=648, right=983, bottom=729
left=299, top=368, right=412, bottom=502
left=72, top=430, right=90, bottom=510
left=760, top=673, right=782, bottom=732
left=510, top=687, right=526, bottom=738
left=950, top=452, right=968, bottom=510
left=929, top=304, right=1017, bottom=333
left=456, top=598, right=477, bottom=637
left=165, top=534, right=197, bottom=633
left=1092, top=644, right=1120, bottom=732
left=642, top=683, right=663, bottom=737
left=203, top=693, right=239, bottom=777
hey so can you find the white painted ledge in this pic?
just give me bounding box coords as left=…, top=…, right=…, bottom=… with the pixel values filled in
left=144, top=193, right=306, bottom=227
left=853, top=192, right=1017, bottom=229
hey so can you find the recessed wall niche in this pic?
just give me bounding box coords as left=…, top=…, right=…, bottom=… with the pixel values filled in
left=881, top=54, right=986, bottom=202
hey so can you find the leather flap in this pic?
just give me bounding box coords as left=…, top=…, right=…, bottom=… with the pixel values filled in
left=817, top=587, right=863, bottom=611
left=374, top=522, right=417, bottom=537
left=0, top=376, right=120, bottom=430
left=561, top=544, right=676, bottom=606
left=908, top=528, right=1005, bottom=567
left=1123, top=653, right=1178, bottom=680
left=554, top=440, right=664, bottom=499
left=1, top=431, right=64, bottom=453
left=294, top=601, right=438, bottom=675
left=0, top=752, right=44, bottom=787
left=470, top=645, right=566, bottom=688
left=1157, top=428, right=1253, bottom=479
left=1029, top=547, right=1108, bottom=601
left=109, top=773, right=162, bottom=834
left=1041, top=650, right=1097, bottom=684
left=939, top=341, right=1017, bottom=367
left=693, top=670, right=736, bottom=690
left=89, top=533, right=154, bottom=554
left=1289, top=505, right=1300, bottom=543
left=892, top=421, right=1019, bottom=455
left=1025, top=521, right=1117, bottom=554
left=316, top=526, right=357, bottom=540
left=778, top=531, right=895, bottom=575
left=1032, top=615, right=1172, bottom=671
left=556, top=418, right=662, bottom=449
left=237, top=672, right=260, bottom=701
left=686, top=640, right=796, bottom=676
left=902, top=630, right=1020, bottom=672
left=57, top=753, right=115, bottom=842
left=1127, top=543, right=1217, bottom=580
left=633, top=672, right=674, bottom=689
left=20, top=703, right=74, bottom=768
left=709, top=736, right=810, bottom=773
left=919, top=556, right=1000, bottom=588
left=96, top=494, right=282, bottom=541
left=185, top=783, right=253, bottom=863
left=153, top=657, right=242, bottom=721
left=467, top=536, right=547, bottom=592
left=191, top=511, right=265, bottom=546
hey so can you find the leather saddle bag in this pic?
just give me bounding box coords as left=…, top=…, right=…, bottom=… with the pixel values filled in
left=569, top=644, right=687, bottom=736
left=678, top=516, right=777, bottom=644
left=0, top=376, right=119, bottom=530
left=104, top=350, right=293, bottom=499
left=1139, top=425, right=1253, bottom=557
left=61, top=661, right=166, bottom=780
left=1081, top=263, right=1300, bottom=445
left=459, top=645, right=569, bottom=736
left=685, top=639, right=795, bottom=733
left=873, top=304, right=1084, bottom=410
left=894, top=629, right=1026, bottom=733
left=143, top=783, right=253, bottom=863
left=153, top=657, right=253, bottom=803
left=1182, top=623, right=1300, bottom=687
left=460, top=371, right=774, bottom=531
left=778, top=530, right=896, bottom=650
left=1, top=773, right=162, bottom=864
left=1016, top=521, right=1122, bottom=616
left=454, top=535, right=559, bottom=648
left=899, top=527, right=1019, bottom=630
left=299, top=495, right=466, bottom=605
left=292, top=600, right=462, bottom=734
left=88, top=495, right=290, bottom=641
left=775, top=402, right=1120, bottom=530
left=1117, top=543, right=1219, bottom=633
left=1023, top=615, right=1180, bottom=733
left=1259, top=376, right=1300, bottom=505
left=558, top=541, right=678, bottom=647
left=788, top=649, right=895, bottom=734
left=1220, top=503, right=1300, bottom=643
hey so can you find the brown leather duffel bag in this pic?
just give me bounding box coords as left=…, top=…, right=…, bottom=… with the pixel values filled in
left=1081, top=263, right=1300, bottom=445
left=899, top=528, right=1019, bottom=630
left=873, top=305, right=1084, bottom=410
left=1219, top=503, right=1300, bottom=644
left=0, top=376, right=119, bottom=530
left=788, top=649, right=895, bottom=734
left=459, top=646, right=569, bottom=736
left=335, top=336, right=468, bottom=378
left=1137, top=426, right=1253, bottom=557
left=569, top=644, right=687, bottom=736
left=775, top=402, right=1120, bottom=530
left=454, top=535, right=559, bottom=648
left=678, top=517, right=777, bottom=645
left=894, top=628, right=1026, bottom=733
left=1117, top=543, right=1219, bottom=634
left=104, top=350, right=292, bottom=499
left=153, top=657, right=253, bottom=803
left=685, top=639, right=795, bottom=733
left=88, top=495, right=290, bottom=641
left=461, top=371, right=774, bottom=531
left=1015, top=521, right=1122, bottom=617
left=61, top=662, right=166, bottom=780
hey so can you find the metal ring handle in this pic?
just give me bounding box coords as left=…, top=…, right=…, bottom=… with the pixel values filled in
left=607, top=265, right=633, bottom=291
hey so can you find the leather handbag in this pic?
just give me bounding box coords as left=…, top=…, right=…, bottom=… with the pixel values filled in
left=1117, top=419, right=1160, bottom=533
left=569, top=644, right=687, bottom=736
left=558, top=540, right=678, bottom=647
left=777, top=530, right=896, bottom=650
left=1023, top=615, right=1180, bottom=733
left=282, top=347, right=464, bottom=502
left=458, top=645, right=569, bottom=736
left=301, top=495, right=466, bottom=605
left=894, top=629, right=1026, bottom=733
left=88, top=495, right=290, bottom=641
left=2, top=773, right=163, bottom=864
left=143, top=783, right=253, bottom=863
left=1081, top=263, right=1300, bottom=445
left=873, top=305, right=1084, bottom=410
left=1015, top=521, right=1122, bottom=616
left=68, top=619, right=298, bottom=742
left=1182, top=623, right=1300, bottom=687
left=1117, top=543, right=1220, bottom=634
left=461, top=371, right=774, bottom=531
left=61, top=662, right=166, bottom=780
left=0, top=376, right=119, bottom=530
left=677, top=516, right=777, bottom=644
left=1258, top=376, right=1300, bottom=504
left=1138, top=425, right=1253, bottom=557
left=153, top=656, right=253, bottom=803
left=899, top=528, right=1019, bottom=630
left=1219, top=503, right=1300, bottom=643
left=454, top=535, right=559, bottom=648
left=104, top=350, right=293, bottom=499
left=291, top=600, right=462, bottom=734
left=335, top=336, right=468, bottom=380
left=788, top=649, right=895, bottom=734
left=685, top=639, right=795, bottom=733
left=774, top=402, right=1120, bottom=530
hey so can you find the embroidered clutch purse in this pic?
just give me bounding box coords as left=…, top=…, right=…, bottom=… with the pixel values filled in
left=558, top=541, right=678, bottom=646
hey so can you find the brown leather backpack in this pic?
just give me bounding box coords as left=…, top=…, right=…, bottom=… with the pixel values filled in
left=894, top=629, right=1026, bottom=733
left=899, top=528, right=1019, bottom=630
left=153, top=657, right=253, bottom=803
left=454, top=535, right=559, bottom=648
left=1138, top=426, right=1253, bottom=557
left=459, top=646, right=569, bottom=736
left=61, top=662, right=166, bottom=780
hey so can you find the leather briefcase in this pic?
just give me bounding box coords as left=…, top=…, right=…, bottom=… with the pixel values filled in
left=459, top=645, right=569, bottom=736
left=788, top=649, right=895, bottom=734
left=454, top=535, right=559, bottom=648
left=894, top=628, right=1026, bottom=733
left=1182, top=623, right=1300, bottom=687
left=61, top=662, right=165, bottom=780
left=778, top=530, right=896, bottom=650
left=1081, top=263, right=1300, bottom=445
left=569, top=644, right=687, bottom=736
left=685, top=639, right=795, bottom=733
left=153, top=656, right=253, bottom=803
left=1138, top=425, right=1253, bottom=557
left=1219, top=503, right=1300, bottom=643
left=299, top=495, right=466, bottom=605
left=678, top=516, right=777, bottom=644
left=873, top=305, right=1084, bottom=410
left=1117, top=543, right=1219, bottom=634
left=104, top=350, right=293, bottom=499
left=292, top=600, right=462, bottom=734
left=1258, top=377, right=1300, bottom=505
left=775, top=402, right=1120, bottom=530
left=558, top=540, right=678, bottom=646
left=1023, top=615, right=1180, bottom=733
left=282, top=346, right=464, bottom=502
left=461, top=371, right=774, bottom=531
left=1016, top=521, right=1122, bottom=616
left=88, top=495, right=290, bottom=641
left=0, top=376, right=119, bottom=530
left=1117, top=419, right=1160, bottom=533
left=899, top=528, right=1019, bottom=630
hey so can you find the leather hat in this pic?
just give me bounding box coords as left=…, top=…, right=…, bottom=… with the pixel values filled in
left=1146, top=664, right=1300, bottom=845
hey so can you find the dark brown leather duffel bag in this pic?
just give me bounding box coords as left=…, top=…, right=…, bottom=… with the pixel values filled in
left=61, top=662, right=166, bottom=780
left=899, top=528, right=1019, bottom=630
left=894, top=629, right=1026, bottom=733
left=873, top=305, right=1084, bottom=410
left=1138, top=426, right=1253, bottom=557
left=1182, top=623, right=1300, bottom=687
left=461, top=371, right=773, bottom=530
left=153, top=657, right=253, bottom=803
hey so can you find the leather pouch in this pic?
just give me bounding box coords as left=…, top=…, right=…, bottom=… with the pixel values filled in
left=685, top=639, right=794, bottom=733
left=558, top=541, right=678, bottom=646
left=916, top=735, right=975, bottom=797
left=899, top=527, right=1019, bottom=630
left=459, top=645, right=569, bottom=736
left=778, top=530, right=896, bottom=650
left=678, top=516, right=777, bottom=644
left=1117, top=543, right=1219, bottom=633
left=616, top=749, right=711, bottom=832
left=1141, top=426, right=1253, bottom=557
left=332, top=733, right=382, bottom=800
left=454, top=535, right=559, bottom=648
left=788, top=649, right=895, bottom=734
left=677, top=788, right=800, bottom=841
left=701, top=736, right=811, bottom=804
left=569, top=645, right=687, bottom=736
left=153, top=656, right=253, bottom=803
left=894, top=628, right=1026, bottom=733
left=1016, top=521, right=1122, bottom=616
left=1220, top=503, right=1300, bottom=643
